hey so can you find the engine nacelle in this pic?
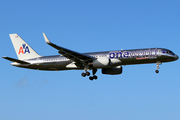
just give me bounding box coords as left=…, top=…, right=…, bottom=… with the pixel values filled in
left=110, top=59, right=121, bottom=66
left=89, top=57, right=110, bottom=68
left=102, top=66, right=123, bottom=75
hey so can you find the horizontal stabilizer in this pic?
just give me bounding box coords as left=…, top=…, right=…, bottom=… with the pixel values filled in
left=2, top=57, right=30, bottom=64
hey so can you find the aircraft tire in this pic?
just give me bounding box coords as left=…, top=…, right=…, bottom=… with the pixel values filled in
left=86, top=72, right=90, bottom=76
left=81, top=73, right=86, bottom=77
left=93, top=75, right=98, bottom=80
left=89, top=76, right=93, bottom=80
left=155, top=70, right=159, bottom=73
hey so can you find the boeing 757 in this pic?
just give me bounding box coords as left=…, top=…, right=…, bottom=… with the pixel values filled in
left=2, top=33, right=179, bottom=80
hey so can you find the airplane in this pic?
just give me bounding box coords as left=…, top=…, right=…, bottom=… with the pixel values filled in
left=2, top=33, right=179, bottom=80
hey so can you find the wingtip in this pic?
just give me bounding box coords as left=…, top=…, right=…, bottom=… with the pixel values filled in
left=43, top=33, right=51, bottom=44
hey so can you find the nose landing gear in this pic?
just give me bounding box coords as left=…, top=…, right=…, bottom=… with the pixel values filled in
left=155, top=61, right=161, bottom=73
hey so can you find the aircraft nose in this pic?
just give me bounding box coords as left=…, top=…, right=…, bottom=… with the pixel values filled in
left=175, top=55, right=179, bottom=60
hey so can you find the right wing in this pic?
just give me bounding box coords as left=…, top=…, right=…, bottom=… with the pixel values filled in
left=43, top=33, right=96, bottom=65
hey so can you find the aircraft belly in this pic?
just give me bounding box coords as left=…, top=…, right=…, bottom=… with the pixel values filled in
left=120, top=57, right=160, bottom=65
left=24, top=61, right=71, bottom=70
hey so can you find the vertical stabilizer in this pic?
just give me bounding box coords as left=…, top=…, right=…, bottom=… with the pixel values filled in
left=9, top=34, right=41, bottom=60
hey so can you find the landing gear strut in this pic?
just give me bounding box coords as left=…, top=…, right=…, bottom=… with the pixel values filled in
left=155, top=61, right=161, bottom=73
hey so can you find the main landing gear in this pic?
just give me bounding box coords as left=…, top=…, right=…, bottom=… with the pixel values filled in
left=155, top=61, right=161, bottom=73
left=81, top=71, right=90, bottom=77
left=81, top=69, right=98, bottom=80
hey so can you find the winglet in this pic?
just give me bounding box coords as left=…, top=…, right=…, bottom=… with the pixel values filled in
left=43, top=33, right=51, bottom=44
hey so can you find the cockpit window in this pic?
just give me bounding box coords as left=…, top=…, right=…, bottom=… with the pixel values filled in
left=162, top=50, right=175, bottom=55
left=168, top=50, right=175, bottom=55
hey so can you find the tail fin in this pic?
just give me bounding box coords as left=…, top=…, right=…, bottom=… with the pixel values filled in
left=9, top=34, right=41, bottom=60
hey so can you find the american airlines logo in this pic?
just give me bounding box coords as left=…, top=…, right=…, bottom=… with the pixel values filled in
left=18, top=44, right=30, bottom=54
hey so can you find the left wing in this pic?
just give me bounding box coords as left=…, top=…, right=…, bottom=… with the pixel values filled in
left=43, top=33, right=96, bottom=64
left=2, top=57, right=30, bottom=64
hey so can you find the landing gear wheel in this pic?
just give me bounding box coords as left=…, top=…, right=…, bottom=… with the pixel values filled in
left=89, top=76, right=93, bottom=80
left=86, top=71, right=90, bottom=76
left=81, top=73, right=86, bottom=77
left=93, top=75, right=98, bottom=80
left=155, top=61, right=161, bottom=74
left=155, top=70, right=159, bottom=73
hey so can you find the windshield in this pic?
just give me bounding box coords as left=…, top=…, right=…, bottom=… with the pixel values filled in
left=162, top=49, right=175, bottom=55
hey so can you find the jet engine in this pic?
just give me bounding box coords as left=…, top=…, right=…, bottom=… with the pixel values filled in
left=102, top=66, right=123, bottom=75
